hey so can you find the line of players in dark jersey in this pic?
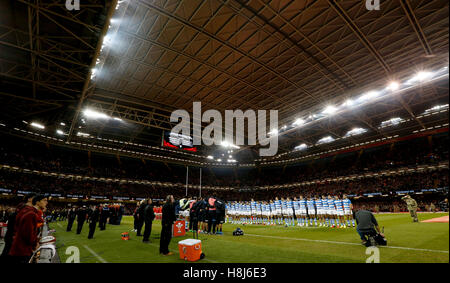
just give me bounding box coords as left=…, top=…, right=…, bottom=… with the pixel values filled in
left=178, top=196, right=226, bottom=235
left=226, top=195, right=355, bottom=228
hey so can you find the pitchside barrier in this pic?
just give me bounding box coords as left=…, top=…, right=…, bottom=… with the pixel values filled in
left=0, top=222, right=6, bottom=238
left=36, top=223, right=59, bottom=263
left=0, top=222, right=56, bottom=262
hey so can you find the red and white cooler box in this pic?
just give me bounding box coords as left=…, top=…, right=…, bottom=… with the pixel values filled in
left=0, top=222, right=7, bottom=238
left=178, top=239, right=202, bottom=262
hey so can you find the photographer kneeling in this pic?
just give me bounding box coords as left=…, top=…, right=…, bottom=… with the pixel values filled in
left=354, top=208, right=384, bottom=246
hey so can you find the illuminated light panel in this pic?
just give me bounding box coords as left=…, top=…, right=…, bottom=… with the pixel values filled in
left=103, top=35, right=113, bottom=45
left=30, top=122, right=45, bottom=129
left=292, top=118, right=305, bottom=127
left=380, top=117, right=405, bottom=128
left=56, top=130, right=64, bottom=135
left=344, top=128, right=367, bottom=138
left=423, top=104, right=449, bottom=115
left=322, top=105, right=338, bottom=115
left=83, top=109, right=110, bottom=119
left=414, top=71, right=433, bottom=81
left=116, top=0, right=125, bottom=9
left=294, top=143, right=308, bottom=151
left=316, top=136, right=335, bottom=145
left=387, top=81, right=400, bottom=91
left=77, top=132, right=90, bottom=137
left=207, top=156, right=214, bottom=160
left=359, top=91, right=379, bottom=102
left=91, top=68, right=97, bottom=79
left=407, top=71, right=433, bottom=84
left=342, top=99, right=354, bottom=107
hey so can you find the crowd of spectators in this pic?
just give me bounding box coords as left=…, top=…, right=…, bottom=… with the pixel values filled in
left=0, top=168, right=447, bottom=210
left=0, top=133, right=447, bottom=187
left=0, top=133, right=448, bottom=212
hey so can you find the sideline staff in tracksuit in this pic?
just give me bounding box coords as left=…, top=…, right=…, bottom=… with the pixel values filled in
left=189, top=198, right=201, bottom=232
left=88, top=205, right=99, bottom=239
left=160, top=195, right=176, bottom=255
left=143, top=198, right=155, bottom=243
left=188, top=197, right=197, bottom=231
left=136, top=200, right=147, bottom=236
left=76, top=205, right=89, bottom=234
left=197, top=197, right=208, bottom=232
left=215, top=198, right=225, bottom=234
left=66, top=207, right=76, bottom=232
left=99, top=204, right=109, bottom=230
left=206, top=196, right=217, bottom=234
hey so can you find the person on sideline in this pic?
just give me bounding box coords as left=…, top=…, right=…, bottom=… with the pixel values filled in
left=159, top=195, right=176, bottom=255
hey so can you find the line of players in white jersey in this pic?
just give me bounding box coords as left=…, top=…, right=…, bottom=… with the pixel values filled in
left=226, top=195, right=355, bottom=228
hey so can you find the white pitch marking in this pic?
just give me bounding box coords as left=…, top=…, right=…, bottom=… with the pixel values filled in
left=245, top=233, right=449, bottom=254
left=83, top=245, right=108, bottom=263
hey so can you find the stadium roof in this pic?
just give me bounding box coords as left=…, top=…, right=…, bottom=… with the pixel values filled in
left=0, top=0, right=448, bottom=165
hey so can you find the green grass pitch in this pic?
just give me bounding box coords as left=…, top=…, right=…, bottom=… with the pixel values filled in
left=51, top=213, right=449, bottom=263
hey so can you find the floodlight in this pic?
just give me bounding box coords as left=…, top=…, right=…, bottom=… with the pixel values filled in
left=344, top=128, right=367, bottom=137
left=83, top=109, right=110, bottom=119
left=359, top=91, right=379, bottom=102
left=30, top=122, right=45, bottom=129
left=343, top=99, right=354, bottom=107
left=322, top=105, right=338, bottom=115
left=294, top=143, right=308, bottom=151
left=387, top=81, right=400, bottom=91
left=292, top=118, right=305, bottom=127
left=317, top=136, right=335, bottom=145
left=414, top=71, right=432, bottom=81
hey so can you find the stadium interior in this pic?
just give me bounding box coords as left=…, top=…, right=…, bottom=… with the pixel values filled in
left=0, top=0, right=448, bottom=264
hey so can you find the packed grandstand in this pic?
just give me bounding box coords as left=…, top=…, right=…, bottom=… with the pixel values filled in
left=0, top=131, right=448, bottom=213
